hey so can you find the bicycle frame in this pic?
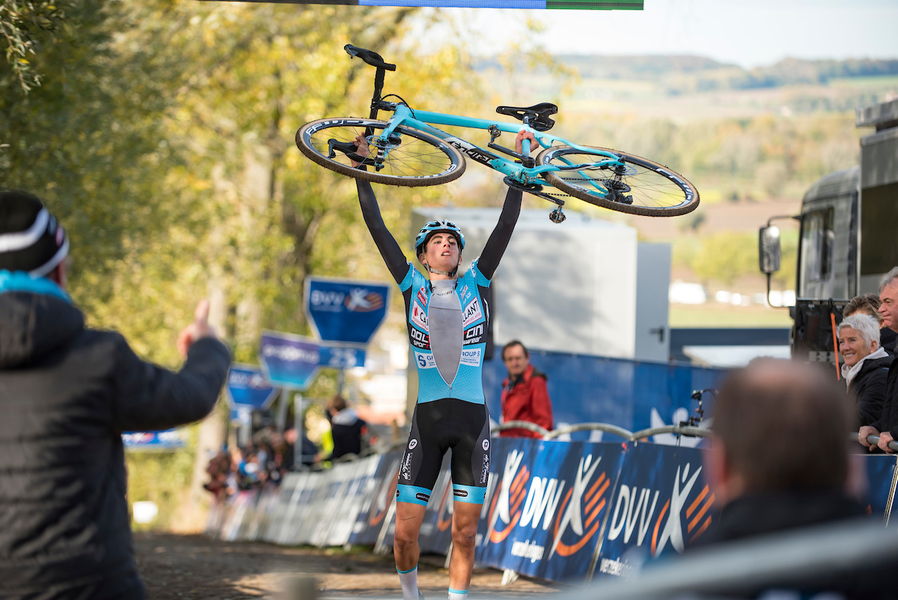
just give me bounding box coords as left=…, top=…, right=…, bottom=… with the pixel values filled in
left=372, top=102, right=625, bottom=200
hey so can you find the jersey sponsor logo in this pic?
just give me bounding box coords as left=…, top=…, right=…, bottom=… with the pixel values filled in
left=408, top=439, right=418, bottom=450
left=410, top=327, right=430, bottom=349
left=401, top=453, right=414, bottom=481
left=482, top=439, right=490, bottom=451
left=480, top=454, right=490, bottom=485
left=411, top=302, right=428, bottom=331
left=462, top=298, right=483, bottom=327
left=417, top=286, right=428, bottom=307
left=460, top=348, right=482, bottom=367
left=463, top=323, right=484, bottom=345
left=453, top=489, right=469, bottom=498
left=415, top=351, right=437, bottom=369
left=416, top=492, right=431, bottom=503
left=459, top=285, right=471, bottom=303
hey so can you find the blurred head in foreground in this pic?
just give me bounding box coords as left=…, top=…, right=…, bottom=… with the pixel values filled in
left=707, top=358, right=854, bottom=507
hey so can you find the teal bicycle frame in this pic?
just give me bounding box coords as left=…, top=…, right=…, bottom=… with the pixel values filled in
left=373, top=102, right=625, bottom=201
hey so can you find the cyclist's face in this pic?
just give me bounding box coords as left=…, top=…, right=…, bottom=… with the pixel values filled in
left=423, top=233, right=460, bottom=269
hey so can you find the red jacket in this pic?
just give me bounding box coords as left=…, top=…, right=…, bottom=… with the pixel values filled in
left=500, top=364, right=554, bottom=438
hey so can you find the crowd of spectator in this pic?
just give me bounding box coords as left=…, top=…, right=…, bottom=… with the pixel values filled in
left=846, top=268, right=898, bottom=453
left=203, top=426, right=318, bottom=500
left=203, top=394, right=373, bottom=501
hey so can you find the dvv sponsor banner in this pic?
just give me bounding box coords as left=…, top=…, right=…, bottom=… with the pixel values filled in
left=259, top=331, right=321, bottom=391
left=225, top=364, right=278, bottom=423
left=860, top=454, right=898, bottom=525
left=122, top=429, right=185, bottom=450
left=596, top=443, right=715, bottom=578
left=349, top=449, right=403, bottom=546
left=305, top=276, right=390, bottom=345
left=477, top=438, right=625, bottom=582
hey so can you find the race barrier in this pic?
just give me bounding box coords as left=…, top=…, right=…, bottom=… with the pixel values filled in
left=206, top=435, right=898, bottom=583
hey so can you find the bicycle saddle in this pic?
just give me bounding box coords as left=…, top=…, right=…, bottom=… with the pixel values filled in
left=495, top=103, right=558, bottom=132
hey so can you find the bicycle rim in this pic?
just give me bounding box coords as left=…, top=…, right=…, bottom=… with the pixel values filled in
left=537, top=146, right=699, bottom=217
left=296, top=118, right=465, bottom=187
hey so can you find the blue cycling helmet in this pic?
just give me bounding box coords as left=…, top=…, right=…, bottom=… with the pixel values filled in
left=415, top=220, right=465, bottom=258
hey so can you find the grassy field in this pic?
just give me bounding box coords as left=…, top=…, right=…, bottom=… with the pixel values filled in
left=669, top=304, right=793, bottom=328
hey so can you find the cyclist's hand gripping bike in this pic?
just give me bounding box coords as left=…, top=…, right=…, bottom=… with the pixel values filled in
left=296, top=45, right=700, bottom=221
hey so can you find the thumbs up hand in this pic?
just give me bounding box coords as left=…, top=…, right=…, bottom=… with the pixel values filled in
left=177, top=299, right=218, bottom=358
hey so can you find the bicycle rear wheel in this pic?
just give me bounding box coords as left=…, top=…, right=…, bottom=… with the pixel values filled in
left=296, top=118, right=465, bottom=187
left=537, top=146, right=699, bottom=217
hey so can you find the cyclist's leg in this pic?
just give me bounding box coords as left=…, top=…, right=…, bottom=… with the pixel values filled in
left=395, top=400, right=448, bottom=570
left=447, top=401, right=491, bottom=592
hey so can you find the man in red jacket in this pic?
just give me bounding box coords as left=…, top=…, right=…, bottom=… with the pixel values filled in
left=499, top=341, right=554, bottom=438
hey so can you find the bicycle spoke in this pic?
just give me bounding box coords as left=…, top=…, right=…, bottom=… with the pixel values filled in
left=538, top=145, right=699, bottom=217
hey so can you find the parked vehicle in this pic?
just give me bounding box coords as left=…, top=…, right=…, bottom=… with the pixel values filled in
left=759, top=98, right=898, bottom=366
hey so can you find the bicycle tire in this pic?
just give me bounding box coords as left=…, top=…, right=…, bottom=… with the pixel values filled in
left=296, top=118, right=465, bottom=187
left=537, top=145, right=699, bottom=217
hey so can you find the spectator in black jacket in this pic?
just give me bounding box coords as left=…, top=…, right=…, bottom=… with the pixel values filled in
left=0, top=190, right=231, bottom=600
left=838, top=314, right=891, bottom=427
left=859, top=267, right=898, bottom=453
left=320, top=394, right=367, bottom=462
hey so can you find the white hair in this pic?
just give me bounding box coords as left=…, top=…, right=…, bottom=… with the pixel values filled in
left=879, top=266, right=898, bottom=292
left=838, top=313, right=881, bottom=348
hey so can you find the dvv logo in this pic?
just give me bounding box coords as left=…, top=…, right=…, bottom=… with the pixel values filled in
left=549, top=454, right=609, bottom=558
left=650, top=463, right=714, bottom=556
left=485, top=450, right=611, bottom=561
left=345, top=287, right=384, bottom=312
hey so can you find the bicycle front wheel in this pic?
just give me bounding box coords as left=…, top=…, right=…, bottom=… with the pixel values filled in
left=537, top=146, right=699, bottom=217
left=296, top=118, right=465, bottom=187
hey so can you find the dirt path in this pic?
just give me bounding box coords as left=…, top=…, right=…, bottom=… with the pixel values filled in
left=135, top=532, right=567, bottom=599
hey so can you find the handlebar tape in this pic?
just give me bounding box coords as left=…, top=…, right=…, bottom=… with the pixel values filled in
left=344, top=44, right=397, bottom=71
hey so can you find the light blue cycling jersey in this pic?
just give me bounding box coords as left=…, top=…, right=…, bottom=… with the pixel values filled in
left=400, top=259, right=491, bottom=405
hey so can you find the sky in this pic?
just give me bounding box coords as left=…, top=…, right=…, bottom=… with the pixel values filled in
left=457, top=0, right=898, bottom=68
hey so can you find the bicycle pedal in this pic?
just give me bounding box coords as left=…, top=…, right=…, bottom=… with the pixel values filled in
left=549, top=208, right=566, bottom=224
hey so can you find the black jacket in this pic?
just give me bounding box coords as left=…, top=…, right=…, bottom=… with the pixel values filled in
left=0, top=291, right=230, bottom=599
left=872, top=354, right=898, bottom=440
left=849, top=355, right=891, bottom=427
left=327, top=408, right=366, bottom=460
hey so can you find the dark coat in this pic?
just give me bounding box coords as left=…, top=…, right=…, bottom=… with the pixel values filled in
left=849, top=355, right=891, bottom=427
left=872, top=354, right=898, bottom=440
left=0, top=291, right=230, bottom=599
left=327, top=408, right=366, bottom=460
left=881, top=327, right=898, bottom=356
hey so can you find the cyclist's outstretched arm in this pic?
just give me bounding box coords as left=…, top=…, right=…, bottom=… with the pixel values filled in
left=478, top=130, right=534, bottom=279
left=357, top=179, right=408, bottom=285
left=477, top=187, right=522, bottom=280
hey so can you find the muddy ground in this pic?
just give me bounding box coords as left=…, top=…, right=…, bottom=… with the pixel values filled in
left=135, top=532, right=568, bottom=600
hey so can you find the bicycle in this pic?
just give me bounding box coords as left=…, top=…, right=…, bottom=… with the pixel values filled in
left=295, top=45, right=700, bottom=221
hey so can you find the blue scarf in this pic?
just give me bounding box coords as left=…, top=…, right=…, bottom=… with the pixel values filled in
left=0, top=270, right=71, bottom=302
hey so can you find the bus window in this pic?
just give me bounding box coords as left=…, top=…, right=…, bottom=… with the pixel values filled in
left=799, top=208, right=834, bottom=290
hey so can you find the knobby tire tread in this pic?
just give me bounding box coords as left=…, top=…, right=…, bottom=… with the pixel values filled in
left=296, top=118, right=465, bottom=187
left=537, top=145, right=700, bottom=217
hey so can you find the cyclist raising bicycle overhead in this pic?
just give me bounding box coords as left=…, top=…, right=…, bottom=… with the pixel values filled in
left=352, top=130, right=535, bottom=600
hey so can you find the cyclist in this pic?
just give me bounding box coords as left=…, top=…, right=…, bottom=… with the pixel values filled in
left=352, top=130, right=534, bottom=600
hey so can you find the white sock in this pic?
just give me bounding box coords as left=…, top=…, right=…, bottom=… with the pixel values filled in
left=448, top=588, right=469, bottom=600
left=397, top=565, right=418, bottom=600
